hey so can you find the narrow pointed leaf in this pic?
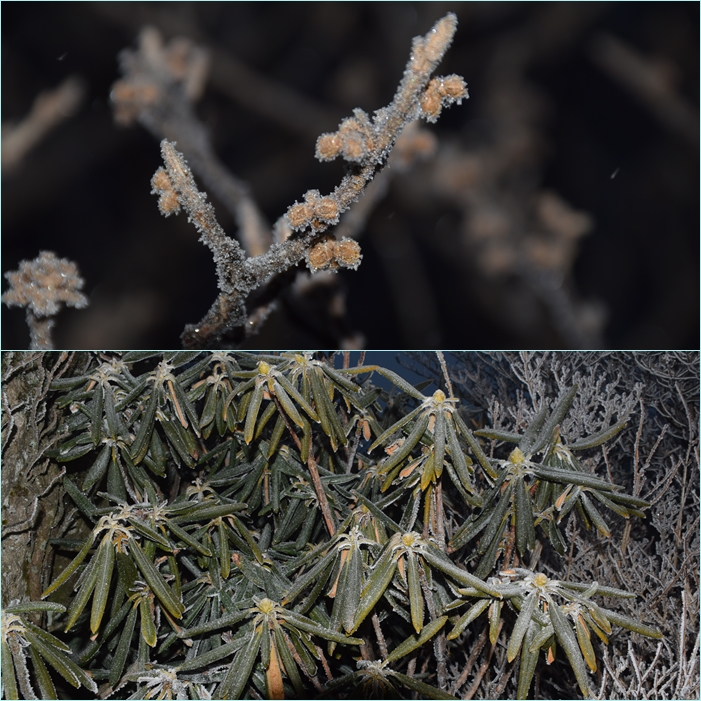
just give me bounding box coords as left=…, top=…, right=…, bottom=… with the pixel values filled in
left=532, top=466, right=621, bottom=492
left=379, top=414, right=430, bottom=475
left=351, top=556, right=397, bottom=633
left=244, top=383, right=264, bottom=444
left=64, top=547, right=101, bottom=632
left=90, top=537, right=115, bottom=634
left=129, top=539, right=184, bottom=619
left=29, top=644, right=57, bottom=699
left=575, top=615, right=597, bottom=671
left=176, top=635, right=248, bottom=671
left=274, top=625, right=304, bottom=696
left=109, top=596, right=138, bottom=687
left=385, top=615, right=447, bottom=663
left=549, top=598, right=592, bottom=698
left=516, top=620, right=540, bottom=699
left=369, top=404, right=424, bottom=452
left=139, top=597, right=157, bottom=647
left=130, top=389, right=158, bottom=463
left=27, top=635, right=97, bottom=693
left=178, top=609, right=250, bottom=638
left=419, top=545, right=503, bottom=598
left=391, top=671, right=457, bottom=699
left=447, top=599, right=490, bottom=640
left=281, top=610, right=364, bottom=645
left=514, top=476, right=536, bottom=556
left=507, top=591, right=538, bottom=662
left=454, top=412, right=497, bottom=478
left=407, top=551, right=424, bottom=634
left=272, top=380, right=305, bottom=428
left=216, top=626, right=263, bottom=700
left=599, top=608, right=663, bottom=638
left=529, top=385, right=579, bottom=457
left=568, top=419, right=628, bottom=450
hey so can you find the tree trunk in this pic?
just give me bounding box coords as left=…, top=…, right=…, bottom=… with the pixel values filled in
left=1, top=352, right=92, bottom=608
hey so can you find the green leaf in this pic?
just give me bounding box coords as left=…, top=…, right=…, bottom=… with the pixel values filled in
left=90, top=384, right=103, bottom=446
left=283, top=548, right=338, bottom=604
left=369, top=404, right=424, bottom=452
left=507, top=591, right=538, bottom=662
left=275, top=373, right=319, bottom=423
left=447, top=598, right=490, bottom=640
left=350, top=554, right=397, bottom=633
left=139, top=596, right=157, bottom=647
left=419, top=545, right=503, bottom=598
left=165, top=519, right=212, bottom=557
left=274, top=625, right=305, bottom=696
left=218, top=519, right=231, bottom=579
left=489, top=599, right=501, bottom=644
left=514, top=476, right=536, bottom=556
left=129, top=539, right=184, bottom=619
left=390, top=671, right=457, bottom=699
left=568, top=418, right=628, bottom=450
left=352, top=490, right=402, bottom=533
left=445, top=417, right=475, bottom=493
left=82, top=443, right=111, bottom=491
left=282, top=609, right=364, bottom=645
left=63, top=476, right=97, bottom=523
left=478, top=483, right=513, bottom=555
left=126, top=517, right=173, bottom=551
left=310, top=368, right=346, bottom=448
left=29, top=644, right=57, bottom=699
left=176, top=635, right=248, bottom=672
left=379, top=414, right=430, bottom=476
left=407, top=551, right=424, bottom=634
left=342, top=547, right=364, bottom=634
left=579, top=492, right=611, bottom=537
left=1, top=639, right=19, bottom=701
left=23, top=621, right=72, bottom=653
left=516, top=620, right=540, bottom=699
left=130, top=389, right=158, bottom=464
left=598, top=608, right=663, bottom=638
left=532, top=466, right=622, bottom=492
left=109, top=604, right=138, bottom=687
left=244, top=382, right=264, bottom=444
left=26, top=633, right=97, bottom=692
left=170, top=502, right=246, bottom=524
left=178, top=609, right=250, bottom=638
left=575, top=614, right=597, bottom=672
left=216, top=626, right=263, bottom=700
left=90, top=536, right=115, bottom=635
left=528, top=385, right=579, bottom=457
left=385, top=615, right=447, bottom=663
left=4, top=602, right=66, bottom=615
left=453, top=412, right=497, bottom=478
left=474, top=428, right=523, bottom=443
left=548, top=598, right=591, bottom=698
left=64, top=544, right=102, bottom=632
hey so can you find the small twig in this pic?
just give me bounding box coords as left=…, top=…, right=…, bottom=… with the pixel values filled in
left=463, top=620, right=503, bottom=700
left=2, top=76, right=85, bottom=172
left=371, top=613, right=388, bottom=659
left=436, top=351, right=454, bottom=399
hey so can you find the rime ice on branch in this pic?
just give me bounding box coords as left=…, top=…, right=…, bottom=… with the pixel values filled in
left=150, top=14, right=467, bottom=348
left=2, top=251, right=88, bottom=349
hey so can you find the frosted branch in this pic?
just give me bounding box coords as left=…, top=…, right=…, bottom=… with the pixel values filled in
left=149, top=14, right=467, bottom=348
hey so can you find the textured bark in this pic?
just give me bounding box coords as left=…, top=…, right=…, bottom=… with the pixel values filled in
left=1, top=352, right=91, bottom=608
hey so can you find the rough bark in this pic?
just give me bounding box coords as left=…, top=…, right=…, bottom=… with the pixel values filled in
left=1, top=352, right=91, bottom=608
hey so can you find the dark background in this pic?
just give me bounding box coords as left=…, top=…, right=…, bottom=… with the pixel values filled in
left=2, top=2, right=698, bottom=350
